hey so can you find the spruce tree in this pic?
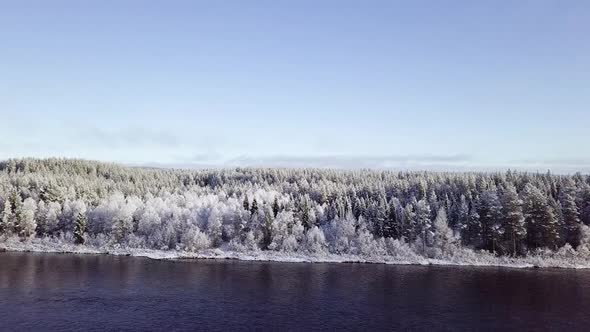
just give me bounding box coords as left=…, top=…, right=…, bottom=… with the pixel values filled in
left=373, top=197, right=388, bottom=237
left=383, top=203, right=400, bottom=239
left=74, top=212, right=87, bottom=244
left=402, top=203, right=415, bottom=241
left=243, top=196, right=250, bottom=212
left=250, top=198, right=258, bottom=215
left=454, top=195, right=469, bottom=238
left=414, top=199, right=432, bottom=253
left=262, top=206, right=274, bottom=249
left=463, top=203, right=481, bottom=247
left=299, top=196, right=312, bottom=229
left=272, top=197, right=280, bottom=218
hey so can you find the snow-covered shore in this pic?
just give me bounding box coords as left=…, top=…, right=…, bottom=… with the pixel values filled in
left=2, top=236, right=589, bottom=269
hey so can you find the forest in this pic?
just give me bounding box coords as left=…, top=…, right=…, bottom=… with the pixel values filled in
left=1, top=158, right=590, bottom=264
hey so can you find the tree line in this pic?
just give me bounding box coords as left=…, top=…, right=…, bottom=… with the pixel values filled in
left=0, top=158, right=589, bottom=257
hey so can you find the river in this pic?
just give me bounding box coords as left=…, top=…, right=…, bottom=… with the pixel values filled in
left=0, top=252, right=589, bottom=331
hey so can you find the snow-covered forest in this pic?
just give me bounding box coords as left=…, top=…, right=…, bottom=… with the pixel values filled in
left=1, top=158, right=590, bottom=267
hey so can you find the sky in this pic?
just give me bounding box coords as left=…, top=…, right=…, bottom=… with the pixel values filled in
left=1, top=1, right=589, bottom=172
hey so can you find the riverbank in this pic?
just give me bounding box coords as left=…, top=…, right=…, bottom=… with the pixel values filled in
left=2, top=236, right=589, bottom=269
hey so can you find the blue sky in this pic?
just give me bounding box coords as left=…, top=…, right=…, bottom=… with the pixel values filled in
left=1, top=1, right=589, bottom=172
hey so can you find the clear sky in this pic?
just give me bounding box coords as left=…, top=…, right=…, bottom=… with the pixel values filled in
left=1, top=1, right=589, bottom=172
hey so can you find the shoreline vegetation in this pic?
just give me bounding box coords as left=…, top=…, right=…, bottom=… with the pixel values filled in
left=1, top=236, right=589, bottom=269
left=1, top=158, right=590, bottom=269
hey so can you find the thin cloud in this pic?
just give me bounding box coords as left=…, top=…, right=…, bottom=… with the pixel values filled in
left=513, top=158, right=590, bottom=167
left=77, top=127, right=180, bottom=148
left=223, top=154, right=473, bottom=169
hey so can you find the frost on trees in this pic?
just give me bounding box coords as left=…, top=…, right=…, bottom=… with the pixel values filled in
left=0, top=158, right=588, bottom=260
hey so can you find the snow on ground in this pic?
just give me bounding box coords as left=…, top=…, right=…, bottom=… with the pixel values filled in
left=2, top=236, right=589, bottom=269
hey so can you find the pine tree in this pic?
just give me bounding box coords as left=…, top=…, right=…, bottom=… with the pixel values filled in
left=560, top=181, right=581, bottom=247
left=550, top=196, right=565, bottom=245
left=335, top=195, right=347, bottom=219
left=501, top=185, right=526, bottom=255
left=523, top=184, right=559, bottom=250
left=478, top=190, right=503, bottom=252
left=74, top=212, right=87, bottom=244
left=578, top=184, right=590, bottom=226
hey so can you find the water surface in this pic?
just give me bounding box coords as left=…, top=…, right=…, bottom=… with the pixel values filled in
left=0, top=252, right=589, bottom=331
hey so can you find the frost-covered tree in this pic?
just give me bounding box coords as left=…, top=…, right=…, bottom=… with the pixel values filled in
left=20, top=198, right=37, bottom=238
left=305, top=226, right=327, bottom=253
left=261, top=205, right=274, bottom=249
left=414, top=199, right=431, bottom=254
left=8, top=191, right=23, bottom=235
left=430, top=208, right=456, bottom=257
left=181, top=226, right=210, bottom=252
left=326, top=213, right=357, bottom=254
left=111, top=216, right=134, bottom=244
left=478, top=190, right=503, bottom=252
left=383, top=201, right=400, bottom=239
left=1, top=201, right=12, bottom=234
left=501, top=185, right=526, bottom=255
left=61, top=199, right=87, bottom=234
left=36, top=201, right=61, bottom=235
left=402, top=203, right=416, bottom=241
left=523, top=184, right=559, bottom=250
left=207, top=207, right=223, bottom=247
left=454, top=194, right=469, bottom=237
left=0, top=158, right=589, bottom=259
left=463, top=203, right=481, bottom=247
left=578, top=184, right=590, bottom=226
left=560, top=180, right=581, bottom=247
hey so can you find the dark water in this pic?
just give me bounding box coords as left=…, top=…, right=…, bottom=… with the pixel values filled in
left=0, top=253, right=589, bottom=331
